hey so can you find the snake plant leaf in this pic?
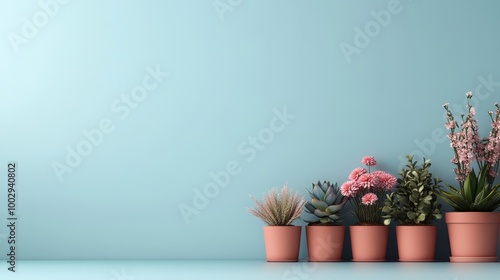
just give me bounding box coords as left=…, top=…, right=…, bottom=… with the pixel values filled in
left=439, top=189, right=469, bottom=210
left=464, top=169, right=477, bottom=203
left=446, top=185, right=462, bottom=196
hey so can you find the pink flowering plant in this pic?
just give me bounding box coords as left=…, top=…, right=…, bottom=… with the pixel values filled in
left=341, top=156, right=397, bottom=225
left=441, top=92, right=500, bottom=211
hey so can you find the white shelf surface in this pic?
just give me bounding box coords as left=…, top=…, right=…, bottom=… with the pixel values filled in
left=0, top=260, right=498, bottom=280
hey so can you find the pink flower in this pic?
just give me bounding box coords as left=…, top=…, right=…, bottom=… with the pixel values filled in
left=469, top=107, right=476, bottom=116
left=445, top=121, right=456, bottom=129
left=361, top=193, right=378, bottom=205
left=361, top=156, right=377, bottom=166
left=357, top=173, right=379, bottom=189
left=340, top=180, right=359, bottom=197
left=372, top=171, right=398, bottom=191
left=348, top=167, right=367, bottom=181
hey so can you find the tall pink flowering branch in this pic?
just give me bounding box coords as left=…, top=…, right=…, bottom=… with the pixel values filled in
left=443, top=92, right=500, bottom=185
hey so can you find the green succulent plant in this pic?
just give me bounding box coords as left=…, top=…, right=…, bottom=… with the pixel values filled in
left=304, top=181, right=347, bottom=225
left=382, top=155, right=443, bottom=225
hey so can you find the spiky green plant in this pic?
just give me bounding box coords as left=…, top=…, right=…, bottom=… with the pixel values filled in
left=304, top=181, right=347, bottom=225
left=248, top=183, right=306, bottom=226
left=382, top=155, right=443, bottom=225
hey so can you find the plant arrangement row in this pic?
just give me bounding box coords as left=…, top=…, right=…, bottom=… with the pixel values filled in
left=248, top=92, right=500, bottom=263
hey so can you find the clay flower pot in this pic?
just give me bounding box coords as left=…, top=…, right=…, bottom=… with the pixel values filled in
left=396, top=225, right=437, bottom=261
left=306, top=225, right=345, bottom=261
left=350, top=225, right=388, bottom=261
left=446, top=212, right=500, bottom=262
left=263, top=226, right=301, bottom=262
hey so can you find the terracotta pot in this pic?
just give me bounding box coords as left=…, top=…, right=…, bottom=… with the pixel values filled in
left=350, top=225, right=388, bottom=261
left=396, top=225, right=437, bottom=262
left=446, top=212, right=500, bottom=262
left=306, top=225, right=345, bottom=262
left=263, top=226, right=301, bottom=262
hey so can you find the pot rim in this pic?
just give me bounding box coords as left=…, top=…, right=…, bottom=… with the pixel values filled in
left=445, top=212, right=500, bottom=224
left=349, top=225, right=388, bottom=227
left=263, top=225, right=301, bottom=227
left=396, top=224, right=437, bottom=227
left=305, top=225, right=345, bottom=228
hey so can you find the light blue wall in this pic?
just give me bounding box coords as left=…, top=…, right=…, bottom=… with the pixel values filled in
left=0, top=0, right=499, bottom=260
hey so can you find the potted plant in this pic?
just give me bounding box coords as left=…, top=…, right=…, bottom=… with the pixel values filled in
left=440, top=92, right=500, bottom=262
left=303, top=181, right=348, bottom=262
left=248, top=183, right=306, bottom=262
left=382, top=155, right=443, bottom=261
left=341, top=156, right=398, bottom=261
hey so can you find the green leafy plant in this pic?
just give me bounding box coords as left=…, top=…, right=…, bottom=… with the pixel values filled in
left=440, top=93, right=500, bottom=211
left=248, top=183, right=306, bottom=226
left=382, top=155, right=443, bottom=225
left=303, top=181, right=347, bottom=225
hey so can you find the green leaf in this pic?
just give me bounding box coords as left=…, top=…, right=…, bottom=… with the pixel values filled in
left=329, top=214, right=340, bottom=220
left=325, top=191, right=335, bottom=205
left=311, top=198, right=328, bottom=211
left=319, top=217, right=331, bottom=223
left=417, top=213, right=426, bottom=222
left=303, top=217, right=320, bottom=223
left=464, top=169, right=477, bottom=203
left=313, top=185, right=325, bottom=200
left=314, top=209, right=329, bottom=217
left=304, top=203, right=315, bottom=213
left=384, top=219, right=391, bottom=225
left=325, top=204, right=343, bottom=214
left=407, top=212, right=417, bottom=219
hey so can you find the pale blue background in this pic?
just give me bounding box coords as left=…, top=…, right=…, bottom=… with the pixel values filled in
left=0, top=0, right=499, bottom=262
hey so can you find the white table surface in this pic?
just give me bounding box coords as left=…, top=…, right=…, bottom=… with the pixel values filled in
left=0, top=260, right=498, bottom=280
